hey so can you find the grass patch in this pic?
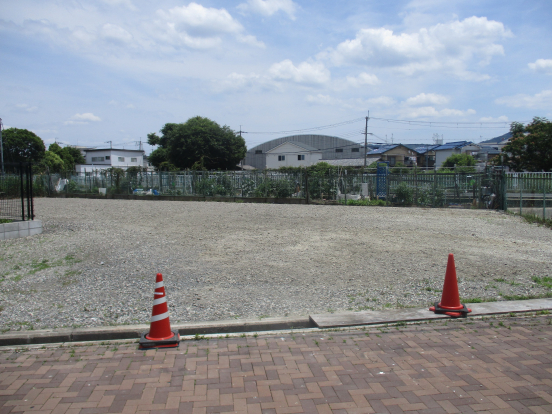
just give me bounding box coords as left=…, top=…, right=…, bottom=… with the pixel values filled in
left=532, top=276, right=552, bottom=289
left=0, top=219, right=13, bottom=224
left=520, top=212, right=552, bottom=229
left=460, top=297, right=498, bottom=303
left=339, top=199, right=386, bottom=207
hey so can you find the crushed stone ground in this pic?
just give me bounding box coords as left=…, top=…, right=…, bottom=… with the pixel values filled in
left=1, top=198, right=551, bottom=332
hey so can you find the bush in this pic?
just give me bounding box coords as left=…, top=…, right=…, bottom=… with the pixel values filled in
left=394, top=182, right=413, bottom=206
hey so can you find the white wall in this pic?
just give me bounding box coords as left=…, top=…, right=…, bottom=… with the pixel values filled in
left=79, top=149, right=144, bottom=171
left=265, top=142, right=322, bottom=168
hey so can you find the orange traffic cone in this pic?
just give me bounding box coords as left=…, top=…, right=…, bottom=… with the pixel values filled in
left=429, top=254, right=472, bottom=318
left=139, top=273, right=180, bottom=349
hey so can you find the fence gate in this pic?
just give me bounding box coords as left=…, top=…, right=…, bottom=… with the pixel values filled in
left=0, top=162, right=34, bottom=221
left=376, top=162, right=389, bottom=199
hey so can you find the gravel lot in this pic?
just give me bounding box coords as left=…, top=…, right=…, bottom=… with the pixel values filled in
left=1, top=198, right=552, bottom=333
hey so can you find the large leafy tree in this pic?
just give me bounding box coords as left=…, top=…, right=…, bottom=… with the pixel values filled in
left=48, top=143, right=85, bottom=171
left=148, top=116, right=247, bottom=170
left=2, top=127, right=45, bottom=163
left=501, top=117, right=552, bottom=171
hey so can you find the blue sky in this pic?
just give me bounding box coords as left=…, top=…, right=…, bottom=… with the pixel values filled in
left=1, top=0, right=551, bottom=153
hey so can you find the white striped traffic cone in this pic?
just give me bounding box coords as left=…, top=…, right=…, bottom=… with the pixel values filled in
left=139, top=273, right=180, bottom=349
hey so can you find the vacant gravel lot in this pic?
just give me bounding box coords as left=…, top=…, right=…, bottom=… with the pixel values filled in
left=1, top=198, right=552, bottom=332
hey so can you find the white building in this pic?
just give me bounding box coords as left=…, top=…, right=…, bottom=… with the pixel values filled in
left=265, top=142, right=323, bottom=169
left=433, top=141, right=480, bottom=169
left=75, top=148, right=146, bottom=173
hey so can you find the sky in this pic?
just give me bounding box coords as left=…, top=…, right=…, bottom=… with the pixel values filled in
left=1, top=0, right=552, bottom=154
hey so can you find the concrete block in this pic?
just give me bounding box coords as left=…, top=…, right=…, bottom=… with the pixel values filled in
left=18, top=221, right=30, bottom=230
left=4, top=231, right=19, bottom=240
left=29, top=227, right=43, bottom=236
left=0, top=232, right=4, bottom=241
left=19, top=229, right=30, bottom=237
left=3, top=222, right=19, bottom=232
left=28, top=220, right=42, bottom=229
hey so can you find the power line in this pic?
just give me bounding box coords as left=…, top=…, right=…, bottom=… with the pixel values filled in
left=244, top=117, right=365, bottom=135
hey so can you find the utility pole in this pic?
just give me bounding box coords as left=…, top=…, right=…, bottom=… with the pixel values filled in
left=105, top=141, right=112, bottom=149
left=364, top=111, right=369, bottom=167
left=0, top=118, right=4, bottom=174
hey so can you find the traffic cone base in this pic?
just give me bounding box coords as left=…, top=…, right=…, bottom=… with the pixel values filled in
left=429, top=254, right=472, bottom=318
left=139, top=330, right=180, bottom=349
left=429, top=302, right=471, bottom=318
left=140, top=273, right=180, bottom=349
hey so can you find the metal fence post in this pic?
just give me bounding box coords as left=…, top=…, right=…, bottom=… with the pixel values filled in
left=519, top=179, right=523, bottom=215
left=542, top=186, right=546, bottom=220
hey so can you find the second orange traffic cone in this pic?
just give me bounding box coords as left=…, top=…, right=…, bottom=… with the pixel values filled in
left=429, top=254, right=471, bottom=318
left=139, top=273, right=180, bottom=349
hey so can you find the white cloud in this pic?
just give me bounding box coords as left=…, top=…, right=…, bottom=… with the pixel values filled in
left=495, top=90, right=552, bottom=109
left=405, top=93, right=449, bottom=106
left=320, top=16, right=511, bottom=80
left=364, top=96, right=396, bottom=107
left=268, top=59, right=330, bottom=85
left=15, top=103, right=39, bottom=113
left=528, top=59, right=552, bottom=75
left=153, top=3, right=264, bottom=49
left=100, top=0, right=136, bottom=11
left=344, top=72, right=379, bottom=88
left=212, top=72, right=265, bottom=92
left=238, top=0, right=297, bottom=20
left=403, top=106, right=476, bottom=118
left=64, top=113, right=102, bottom=125
left=100, top=23, right=133, bottom=44
left=306, top=94, right=339, bottom=105
left=479, top=116, right=509, bottom=122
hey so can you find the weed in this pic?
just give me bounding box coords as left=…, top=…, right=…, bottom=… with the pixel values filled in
left=258, top=315, right=269, bottom=320
left=342, top=339, right=346, bottom=343
left=327, top=336, right=333, bottom=340
left=253, top=333, right=258, bottom=338
left=314, top=340, right=319, bottom=346
left=327, top=308, right=335, bottom=314
left=193, top=333, right=206, bottom=341
left=532, top=276, right=552, bottom=289
left=240, top=333, right=246, bottom=338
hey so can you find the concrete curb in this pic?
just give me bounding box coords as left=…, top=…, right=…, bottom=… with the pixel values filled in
left=1, top=299, right=551, bottom=347
left=0, top=316, right=312, bottom=347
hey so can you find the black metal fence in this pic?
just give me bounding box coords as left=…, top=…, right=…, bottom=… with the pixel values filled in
left=0, top=163, right=34, bottom=221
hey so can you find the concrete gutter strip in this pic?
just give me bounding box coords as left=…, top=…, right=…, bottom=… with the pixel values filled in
left=1, top=299, right=551, bottom=347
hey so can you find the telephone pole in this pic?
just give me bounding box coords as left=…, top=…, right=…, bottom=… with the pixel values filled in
left=364, top=111, right=369, bottom=167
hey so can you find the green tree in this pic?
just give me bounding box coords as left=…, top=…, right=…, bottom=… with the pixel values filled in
left=148, top=116, right=246, bottom=170
left=440, top=153, right=476, bottom=172
left=501, top=117, right=552, bottom=172
left=48, top=143, right=85, bottom=171
left=2, top=128, right=45, bottom=163
left=37, top=151, right=64, bottom=173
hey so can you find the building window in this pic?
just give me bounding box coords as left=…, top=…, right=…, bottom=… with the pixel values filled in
left=91, top=157, right=104, bottom=162
left=118, top=157, right=125, bottom=162
left=335, top=148, right=343, bottom=153
left=351, top=148, right=359, bottom=152
left=255, top=150, right=262, bottom=154
left=278, top=155, right=285, bottom=161
left=105, top=156, right=110, bottom=160
left=131, top=157, right=137, bottom=162
left=298, top=155, right=305, bottom=161
left=388, top=156, right=396, bottom=166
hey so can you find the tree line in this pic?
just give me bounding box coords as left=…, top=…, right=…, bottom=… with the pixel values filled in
left=1, top=116, right=551, bottom=173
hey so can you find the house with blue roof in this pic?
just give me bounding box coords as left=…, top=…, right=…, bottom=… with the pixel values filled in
left=425, top=141, right=480, bottom=169
left=366, top=144, right=419, bottom=167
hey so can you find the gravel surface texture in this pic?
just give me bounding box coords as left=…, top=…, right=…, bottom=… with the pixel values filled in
left=1, top=198, right=552, bottom=333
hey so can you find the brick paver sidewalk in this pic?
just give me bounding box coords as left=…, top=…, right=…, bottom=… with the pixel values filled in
left=1, top=314, right=551, bottom=414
